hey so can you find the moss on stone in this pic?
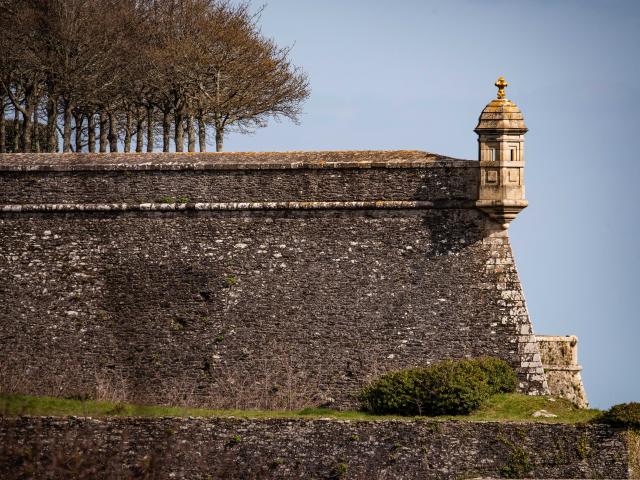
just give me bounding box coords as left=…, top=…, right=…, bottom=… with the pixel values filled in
left=331, top=462, right=348, bottom=478
left=576, top=433, right=591, bottom=459
left=499, top=443, right=532, bottom=478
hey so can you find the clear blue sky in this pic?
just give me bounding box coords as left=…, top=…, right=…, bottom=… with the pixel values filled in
left=225, top=0, right=640, bottom=409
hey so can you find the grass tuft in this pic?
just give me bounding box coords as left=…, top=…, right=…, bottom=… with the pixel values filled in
left=462, top=393, right=601, bottom=423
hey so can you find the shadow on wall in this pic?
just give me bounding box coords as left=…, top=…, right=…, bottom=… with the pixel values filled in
left=420, top=210, right=488, bottom=259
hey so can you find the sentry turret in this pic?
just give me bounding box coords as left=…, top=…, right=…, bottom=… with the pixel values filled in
left=475, top=77, right=528, bottom=228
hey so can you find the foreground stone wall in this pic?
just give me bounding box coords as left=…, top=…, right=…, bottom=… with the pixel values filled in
left=0, top=416, right=636, bottom=479
left=0, top=152, right=547, bottom=408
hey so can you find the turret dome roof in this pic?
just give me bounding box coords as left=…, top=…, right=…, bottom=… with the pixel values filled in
left=475, top=97, right=528, bottom=133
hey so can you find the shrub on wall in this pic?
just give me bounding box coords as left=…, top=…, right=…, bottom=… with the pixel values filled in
left=598, top=402, right=640, bottom=430
left=359, top=358, right=517, bottom=416
left=475, top=357, right=519, bottom=394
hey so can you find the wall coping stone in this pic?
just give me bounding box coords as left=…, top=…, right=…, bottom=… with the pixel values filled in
left=0, top=151, right=473, bottom=172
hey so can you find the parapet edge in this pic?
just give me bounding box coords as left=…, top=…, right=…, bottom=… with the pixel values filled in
left=0, top=151, right=474, bottom=172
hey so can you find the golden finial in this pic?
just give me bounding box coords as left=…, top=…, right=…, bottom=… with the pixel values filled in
left=495, top=76, right=508, bottom=99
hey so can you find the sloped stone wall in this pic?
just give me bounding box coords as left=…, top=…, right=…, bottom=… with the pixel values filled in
left=0, top=152, right=547, bottom=408
left=0, top=417, right=635, bottom=479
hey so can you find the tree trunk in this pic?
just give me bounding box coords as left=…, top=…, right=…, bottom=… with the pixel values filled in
left=21, top=95, right=34, bottom=153
left=215, top=127, right=223, bottom=152
left=46, top=95, right=57, bottom=152
left=0, top=96, right=6, bottom=153
left=88, top=114, right=96, bottom=153
left=32, top=102, right=40, bottom=153
left=108, top=112, right=117, bottom=152
left=174, top=111, right=184, bottom=152
left=198, top=113, right=206, bottom=152
left=62, top=101, right=73, bottom=153
left=124, top=110, right=132, bottom=153
left=187, top=114, right=195, bottom=152
left=74, top=112, right=83, bottom=153
left=162, top=111, right=170, bottom=152
left=99, top=111, right=108, bottom=152
left=146, top=106, right=153, bottom=152
left=135, top=108, right=143, bottom=152
left=12, top=107, right=20, bottom=152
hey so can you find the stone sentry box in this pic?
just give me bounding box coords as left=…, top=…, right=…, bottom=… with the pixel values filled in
left=475, top=76, right=529, bottom=229
left=0, top=81, right=582, bottom=408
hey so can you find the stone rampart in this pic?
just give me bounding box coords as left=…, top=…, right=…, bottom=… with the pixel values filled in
left=0, top=416, right=637, bottom=479
left=0, top=152, right=547, bottom=408
left=0, top=151, right=477, bottom=205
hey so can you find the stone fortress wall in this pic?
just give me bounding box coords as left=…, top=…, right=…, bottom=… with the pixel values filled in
left=0, top=81, right=590, bottom=409
left=0, top=151, right=554, bottom=408
left=0, top=79, right=619, bottom=480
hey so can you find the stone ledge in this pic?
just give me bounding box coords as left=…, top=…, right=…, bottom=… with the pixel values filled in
left=543, top=365, right=584, bottom=372
left=0, top=151, right=474, bottom=172
left=537, top=335, right=579, bottom=344
left=0, top=200, right=478, bottom=214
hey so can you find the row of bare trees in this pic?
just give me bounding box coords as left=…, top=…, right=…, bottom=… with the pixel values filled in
left=0, top=0, right=310, bottom=153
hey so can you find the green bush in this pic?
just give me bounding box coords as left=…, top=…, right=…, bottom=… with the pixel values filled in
left=475, top=357, right=519, bottom=394
left=358, top=368, right=425, bottom=415
left=598, top=402, right=640, bottom=429
left=359, top=358, right=517, bottom=416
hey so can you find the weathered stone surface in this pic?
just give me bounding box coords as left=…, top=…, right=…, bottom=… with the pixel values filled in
left=0, top=417, right=635, bottom=479
left=0, top=162, right=477, bottom=206
left=0, top=150, right=455, bottom=171
left=0, top=152, right=548, bottom=408
left=537, top=335, right=589, bottom=408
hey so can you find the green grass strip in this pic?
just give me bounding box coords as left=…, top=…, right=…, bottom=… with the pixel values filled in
left=0, top=393, right=601, bottom=423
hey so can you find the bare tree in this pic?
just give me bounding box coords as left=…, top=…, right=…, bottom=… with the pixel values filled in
left=0, top=0, right=47, bottom=152
left=185, top=1, right=309, bottom=151
left=0, top=0, right=309, bottom=154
